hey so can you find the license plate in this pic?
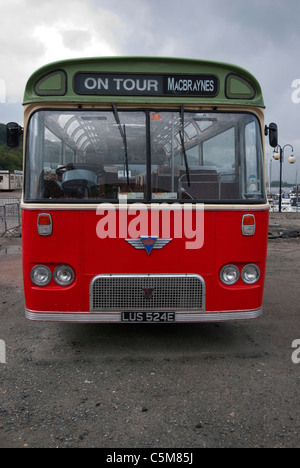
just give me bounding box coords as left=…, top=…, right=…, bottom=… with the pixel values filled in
left=121, top=311, right=176, bottom=323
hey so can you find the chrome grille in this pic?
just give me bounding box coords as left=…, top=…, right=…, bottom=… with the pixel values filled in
left=90, top=274, right=205, bottom=312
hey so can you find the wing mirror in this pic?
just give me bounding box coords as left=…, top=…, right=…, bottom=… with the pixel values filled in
left=6, top=122, right=23, bottom=148
left=265, top=122, right=278, bottom=148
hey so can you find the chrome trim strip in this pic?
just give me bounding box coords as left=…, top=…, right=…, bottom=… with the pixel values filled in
left=21, top=202, right=270, bottom=212
left=25, top=308, right=262, bottom=323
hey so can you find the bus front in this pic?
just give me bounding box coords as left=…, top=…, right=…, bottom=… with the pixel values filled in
left=21, top=57, right=271, bottom=323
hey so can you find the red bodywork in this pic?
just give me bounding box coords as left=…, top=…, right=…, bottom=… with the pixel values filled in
left=22, top=207, right=269, bottom=320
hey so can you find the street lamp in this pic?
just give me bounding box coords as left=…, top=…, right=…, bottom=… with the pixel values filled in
left=273, top=144, right=296, bottom=212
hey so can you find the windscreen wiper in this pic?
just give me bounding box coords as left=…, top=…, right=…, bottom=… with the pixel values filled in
left=112, top=104, right=130, bottom=186
left=180, top=105, right=191, bottom=187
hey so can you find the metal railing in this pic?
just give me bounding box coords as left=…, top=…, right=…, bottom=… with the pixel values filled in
left=0, top=202, right=21, bottom=237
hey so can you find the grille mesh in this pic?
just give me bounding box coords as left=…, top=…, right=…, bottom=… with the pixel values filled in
left=91, top=275, right=204, bottom=312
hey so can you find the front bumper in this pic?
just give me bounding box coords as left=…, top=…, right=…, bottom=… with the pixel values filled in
left=25, top=307, right=262, bottom=323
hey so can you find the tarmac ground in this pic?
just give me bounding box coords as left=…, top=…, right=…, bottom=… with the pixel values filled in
left=0, top=211, right=299, bottom=448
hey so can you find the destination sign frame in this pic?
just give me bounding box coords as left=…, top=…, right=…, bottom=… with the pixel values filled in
left=74, top=73, right=220, bottom=98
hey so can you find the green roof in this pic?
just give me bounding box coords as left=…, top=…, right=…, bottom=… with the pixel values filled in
left=23, top=56, right=264, bottom=108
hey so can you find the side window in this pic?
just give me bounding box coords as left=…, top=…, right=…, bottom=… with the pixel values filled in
left=65, top=145, right=75, bottom=164
left=245, top=121, right=260, bottom=195
left=44, top=128, right=63, bottom=174
left=203, top=128, right=235, bottom=172
left=186, top=145, right=199, bottom=166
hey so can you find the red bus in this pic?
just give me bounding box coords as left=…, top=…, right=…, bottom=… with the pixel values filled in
left=7, top=57, right=277, bottom=323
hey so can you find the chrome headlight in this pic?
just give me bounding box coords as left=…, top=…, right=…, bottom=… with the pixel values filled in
left=241, top=264, right=260, bottom=284
left=53, top=265, right=75, bottom=286
left=31, top=265, right=52, bottom=287
left=220, top=265, right=240, bottom=285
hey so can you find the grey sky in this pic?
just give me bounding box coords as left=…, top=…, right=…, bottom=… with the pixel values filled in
left=0, top=0, right=299, bottom=182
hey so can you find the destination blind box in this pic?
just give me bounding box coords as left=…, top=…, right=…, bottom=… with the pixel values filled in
left=74, top=73, right=219, bottom=97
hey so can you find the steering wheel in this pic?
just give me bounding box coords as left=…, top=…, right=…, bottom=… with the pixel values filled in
left=55, top=164, right=75, bottom=177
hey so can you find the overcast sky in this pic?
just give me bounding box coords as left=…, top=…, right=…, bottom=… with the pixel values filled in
left=0, top=0, right=299, bottom=182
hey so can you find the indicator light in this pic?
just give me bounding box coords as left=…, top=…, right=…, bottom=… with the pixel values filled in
left=151, top=113, right=162, bottom=121
left=242, top=214, right=255, bottom=236
left=37, top=213, right=53, bottom=236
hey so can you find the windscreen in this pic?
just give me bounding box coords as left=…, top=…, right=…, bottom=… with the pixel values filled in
left=25, top=110, right=265, bottom=203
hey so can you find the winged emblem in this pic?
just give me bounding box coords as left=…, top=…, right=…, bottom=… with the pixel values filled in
left=125, top=236, right=172, bottom=255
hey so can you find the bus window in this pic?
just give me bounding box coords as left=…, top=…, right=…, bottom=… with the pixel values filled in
left=149, top=112, right=264, bottom=202
left=26, top=110, right=147, bottom=201
left=25, top=110, right=264, bottom=203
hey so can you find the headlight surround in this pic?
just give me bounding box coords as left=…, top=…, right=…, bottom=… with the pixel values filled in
left=31, top=265, right=52, bottom=287
left=241, top=264, right=260, bottom=284
left=220, top=264, right=240, bottom=285
left=53, top=265, right=75, bottom=286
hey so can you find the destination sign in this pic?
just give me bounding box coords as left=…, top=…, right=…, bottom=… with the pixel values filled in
left=74, top=73, right=219, bottom=97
